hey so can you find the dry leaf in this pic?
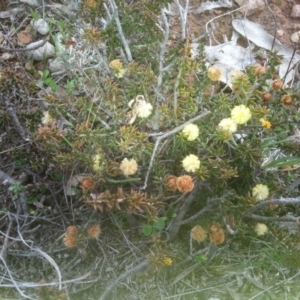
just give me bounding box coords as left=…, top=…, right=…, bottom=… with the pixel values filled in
left=18, top=27, right=33, bottom=45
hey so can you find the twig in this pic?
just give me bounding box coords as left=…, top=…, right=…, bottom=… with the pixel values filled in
left=15, top=217, right=63, bottom=290
left=263, top=0, right=277, bottom=52
left=156, top=8, right=170, bottom=90
left=0, top=272, right=92, bottom=288
left=0, top=214, right=13, bottom=259
left=205, top=5, right=248, bottom=47
left=174, top=0, right=189, bottom=40
left=99, top=261, right=148, bottom=300
left=0, top=254, right=35, bottom=299
left=0, top=39, right=47, bottom=52
left=245, top=197, right=300, bottom=216
left=108, top=0, right=132, bottom=62
left=2, top=93, right=29, bottom=141
left=246, top=214, right=300, bottom=223
left=142, top=110, right=211, bottom=190
left=0, top=169, right=28, bottom=214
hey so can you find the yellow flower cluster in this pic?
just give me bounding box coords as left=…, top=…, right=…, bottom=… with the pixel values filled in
left=231, top=105, right=252, bottom=125
left=109, top=59, right=126, bottom=78
left=127, top=95, right=153, bottom=123
left=182, top=154, right=200, bottom=173
left=218, top=118, right=237, bottom=134
left=181, top=123, right=199, bottom=141
left=207, top=67, right=222, bottom=81
left=259, top=118, right=272, bottom=129
left=255, top=223, right=268, bottom=236
left=191, top=225, right=207, bottom=243
left=162, top=257, right=173, bottom=266
left=120, top=158, right=138, bottom=176
left=252, top=183, right=269, bottom=201
left=217, top=105, right=252, bottom=136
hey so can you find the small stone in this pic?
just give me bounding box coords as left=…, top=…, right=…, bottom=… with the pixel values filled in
left=32, top=19, right=50, bottom=35
left=277, top=30, right=284, bottom=37
left=1, top=52, right=14, bottom=60
left=26, top=41, right=55, bottom=61
left=291, top=31, right=300, bottom=43
left=291, top=4, right=300, bottom=18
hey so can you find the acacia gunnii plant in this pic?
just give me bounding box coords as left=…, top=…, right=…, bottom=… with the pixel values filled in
left=1, top=0, right=300, bottom=298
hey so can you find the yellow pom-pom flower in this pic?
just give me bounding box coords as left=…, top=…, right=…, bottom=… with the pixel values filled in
left=182, top=123, right=199, bottom=141
left=207, top=67, right=222, bottom=81
left=191, top=225, right=207, bottom=243
left=182, top=154, right=200, bottom=173
left=255, top=223, right=268, bottom=236
left=259, top=118, right=272, bottom=129
left=218, top=118, right=237, bottom=133
left=120, top=158, right=138, bottom=176
left=252, top=184, right=269, bottom=201
left=231, top=105, right=252, bottom=124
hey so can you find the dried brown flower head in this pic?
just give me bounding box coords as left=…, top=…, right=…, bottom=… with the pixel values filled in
left=209, top=222, right=225, bottom=245
left=63, top=226, right=78, bottom=248
left=262, top=92, right=272, bottom=103
left=253, top=65, right=266, bottom=77
left=281, top=94, right=292, bottom=106
left=87, top=224, right=101, bottom=238
left=191, top=225, right=207, bottom=243
left=209, top=228, right=225, bottom=245
left=176, top=175, right=194, bottom=193
left=272, top=80, right=283, bottom=90
left=165, top=175, right=178, bottom=191
left=80, top=177, right=95, bottom=190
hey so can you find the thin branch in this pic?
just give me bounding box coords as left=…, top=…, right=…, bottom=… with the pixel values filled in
left=15, top=216, right=63, bottom=290
left=0, top=255, right=35, bottom=299
left=0, top=214, right=13, bottom=259
left=156, top=9, right=170, bottom=90
left=99, top=261, right=148, bottom=300
left=142, top=110, right=211, bottom=189
left=245, top=197, right=300, bottom=215
left=108, top=0, right=132, bottom=62
left=246, top=214, right=300, bottom=223
left=0, top=39, right=47, bottom=52
left=174, top=0, right=189, bottom=40
left=2, top=93, right=29, bottom=141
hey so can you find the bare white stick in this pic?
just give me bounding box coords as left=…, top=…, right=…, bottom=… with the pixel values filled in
left=174, top=0, right=189, bottom=40
left=16, top=218, right=63, bottom=290
left=108, top=0, right=132, bottom=62
left=142, top=110, right=211, bottom=189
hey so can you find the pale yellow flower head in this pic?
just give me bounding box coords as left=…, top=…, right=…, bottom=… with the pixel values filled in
left=92, top=154, right=103, bottom=172
left=255, top=223, right=268, bottom=236
left=182, top=123, right=199, bottom=141
left=218, top=118, right=237, bottom=133
left=41, top=111, right=55, bottom=125
left=109, top=59, right=125, bottom=78
left=128, top=95, right=153, bottom=119
left=162, top=257, right=173, bottom=266
left=120, top=158, right=138, bottom=176
left=231, top=105, right=252, bottom=124
left=182, top=154, right=200, bottom=172
left=191, top=225, right=207, bottom=243
left=259, top=118, right=272, bottom=129
left=230, top=70, right=244, bottom=81
left=109, top=59, right=123, bottom=70
left=252, top=183, right=269, bottom=201
left=207, top=67, right=222, bottom=81
left=136, top=102, right=153, bottom=118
